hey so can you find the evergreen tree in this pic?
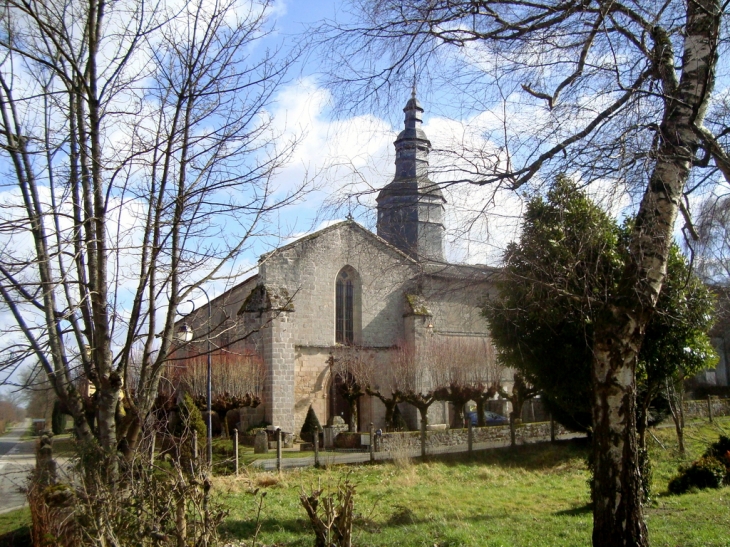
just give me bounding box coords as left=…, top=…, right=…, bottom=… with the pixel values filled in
left=487, top=177, right=717, bottom=437
left=300, top=406, right=321, bottom=442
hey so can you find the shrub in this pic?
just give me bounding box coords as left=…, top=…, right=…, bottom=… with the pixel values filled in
left=300, top=406, right=321, bottom=442
left=300, top=478, right=356, bottom=547
left=704, top=435, right=730, bottom=461
left=668, top=456, right=726, bottom=495
left=172, top=394, right=207, bottom=440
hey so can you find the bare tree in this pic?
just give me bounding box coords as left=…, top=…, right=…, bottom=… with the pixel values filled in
left=165, top=350, right=264, bottom=436
left=394, top=342, right=438, bottom=430
left=430, top=336, right=502, bottom=428
left=498, top=373, right=539, bottom=447
left=365, top=350, right=409, bottom=431
left=320, top=1, right=728, bottom=543
left=329, top=346, right=372, bottom=432
left=0, top=0, right=308, bottom=488
left=695, top=195, right=730, bottom=284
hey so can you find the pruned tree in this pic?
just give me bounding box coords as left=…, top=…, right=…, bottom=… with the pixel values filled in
left=329, top=346, right=372, bottom=432
left=498, top=373, right=539, bottom=447
left=365, top=346, right=412, bottom=431
left=320, top=1, right=728, bottom=543
left=430, top=336, right=501, bottom=428
left=394, top=342, right=438, bottom=430
left=0, top=0, right=307, bottom=496
left=165, top=350, right=265, bottom=437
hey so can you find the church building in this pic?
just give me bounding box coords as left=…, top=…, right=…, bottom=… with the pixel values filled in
left=174, top=93, right=498, bottom=434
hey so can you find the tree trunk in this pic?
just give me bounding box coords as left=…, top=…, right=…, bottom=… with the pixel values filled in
left=666, top=378, right=686, bottom=456
left=420, top=415, right=427, bottom=459
left=636, top=391, right=651, bottom=452
left=591, top=311, right=647, bottom=547
left=347, top=398, right=358, bottom=432
left=383, top=400, right=397, bottom=431
left=451, top=400, right=468, bottom=428
left=476, top=399, right=486, bottom=428
left=590, top=1, right=720, bottom=543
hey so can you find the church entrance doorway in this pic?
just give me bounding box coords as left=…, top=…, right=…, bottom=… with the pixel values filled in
left=329, top=373, right=361, bottom=431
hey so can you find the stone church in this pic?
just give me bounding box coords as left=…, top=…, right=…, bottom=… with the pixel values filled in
left=175, top=93, right=498, bottom=434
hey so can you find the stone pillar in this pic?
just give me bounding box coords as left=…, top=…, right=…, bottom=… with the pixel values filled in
left=263, top=309, right=296, bottom=433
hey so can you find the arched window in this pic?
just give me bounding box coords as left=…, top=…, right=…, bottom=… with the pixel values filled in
left=336, top=269, right=354, bottom=344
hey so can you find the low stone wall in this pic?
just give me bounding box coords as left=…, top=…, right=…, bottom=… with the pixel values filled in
left=378, top=421, right=570, bottom=452
left=683, top=397, right=730, bottom=420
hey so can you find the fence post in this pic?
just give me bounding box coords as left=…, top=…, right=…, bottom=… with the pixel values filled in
left=276, top=428, right=282, bottom=472
left=193, top=430, right=198, bottom=461
left=369, top=422, right=375, bottom=463
left=314, top=427, right=320, bottom=468
left=550, top=414, right=556, bottom=443
left=233, top=428, right=239, bottom=476
left=467, top=418, right=473, bottom=455
left=708, top=395, right=714, bottom=423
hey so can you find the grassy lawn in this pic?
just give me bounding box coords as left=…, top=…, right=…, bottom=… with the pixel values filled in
left=215, top=417, right=730, bottom=547
left=0, top=508, right=31, bottom=547
left=1, top=418, right=727, bottom=545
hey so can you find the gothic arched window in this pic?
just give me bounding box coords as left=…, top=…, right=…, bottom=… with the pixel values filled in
left=336, top=268, right=355, bottom=344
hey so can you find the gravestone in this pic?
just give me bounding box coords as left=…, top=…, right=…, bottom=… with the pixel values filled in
left=254, top=430, right=268, bottom=454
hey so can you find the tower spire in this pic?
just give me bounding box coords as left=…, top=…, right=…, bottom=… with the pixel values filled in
left=375, top=94, right=445, bottom=261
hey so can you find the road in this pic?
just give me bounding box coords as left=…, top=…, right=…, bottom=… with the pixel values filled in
left=0, top=420, right=34, bottom=514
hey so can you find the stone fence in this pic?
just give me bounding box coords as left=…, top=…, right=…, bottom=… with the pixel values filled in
left=378, top=421, right=570, bottom=452
left=374, top=398, right=730, bottom=453
left=683, top=397, right=730, bottom=420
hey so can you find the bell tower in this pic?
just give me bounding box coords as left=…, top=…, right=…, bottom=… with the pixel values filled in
left=376, top=91, right=445, bottom=261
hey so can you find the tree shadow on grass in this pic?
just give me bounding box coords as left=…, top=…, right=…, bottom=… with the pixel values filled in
left=554, top=503, right=592, bottom=516
left=221, top=516, right=312, bottom=546
left=221, top=505, right=504, bottom=543
left=433, top=437, right=590, bottom=472
left=0, top=526, right=31, bottom=547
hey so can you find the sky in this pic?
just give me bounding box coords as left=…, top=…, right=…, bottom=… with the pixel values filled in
left=241, top=0, right=530, bottom=270
left=2, top=0, right=727, bottom=395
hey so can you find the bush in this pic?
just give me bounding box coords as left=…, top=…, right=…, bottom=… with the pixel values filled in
left=668, top=456, right=726, bottom=495
left=171, top=394, right=207, bottom=440
left=300, top=406, right=321, bottom=442
left=704, top=435, right=730, bottom=461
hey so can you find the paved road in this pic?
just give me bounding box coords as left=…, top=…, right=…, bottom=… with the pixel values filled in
left=249, top=431, right=586, bottom=471
left=0, top=420, right=34, bottom=514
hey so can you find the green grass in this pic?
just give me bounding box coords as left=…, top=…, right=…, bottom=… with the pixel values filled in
left=0, top=508, right=31, bottom=547
left=2, top=419, right=728, bottom=545
left=215, top=417, right=730, bottom=547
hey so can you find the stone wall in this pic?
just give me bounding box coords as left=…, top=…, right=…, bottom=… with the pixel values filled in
left=378, top=421, right=569, bottom=452
left=683, top=398, right=730, bottom=420
left=260, top=222, right=419, bottom=348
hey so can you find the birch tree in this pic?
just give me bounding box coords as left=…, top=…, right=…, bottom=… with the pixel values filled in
left=321, top=1, right=729, bottom=544
left=0, top=0, right=306, bottom=482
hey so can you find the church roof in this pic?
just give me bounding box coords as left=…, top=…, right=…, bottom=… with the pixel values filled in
left=421, top=260, right=500, bottom=281
left=258, top=218, right=419, bottom=264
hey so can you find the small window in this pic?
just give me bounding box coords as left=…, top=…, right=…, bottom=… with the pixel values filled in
left=336, top=270, right=354, bottom=344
